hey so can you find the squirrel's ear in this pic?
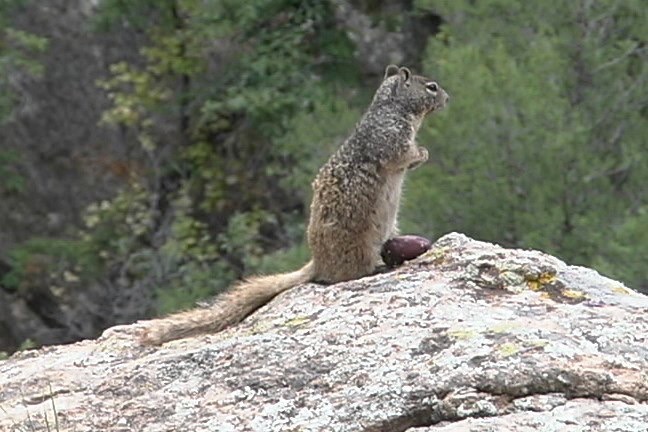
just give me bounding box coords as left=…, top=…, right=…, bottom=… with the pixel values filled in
left=384, top=64, right=400, bottom=79
left=399, top=67, right=412, bottom=83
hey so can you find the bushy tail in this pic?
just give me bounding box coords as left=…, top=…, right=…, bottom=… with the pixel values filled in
left=140, top=261, right=315, bottom=345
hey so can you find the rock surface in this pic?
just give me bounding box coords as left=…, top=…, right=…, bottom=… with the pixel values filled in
left=1, top=233, right=647, bottom=432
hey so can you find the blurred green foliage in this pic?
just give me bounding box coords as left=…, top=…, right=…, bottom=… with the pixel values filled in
left=408, top=0, right=647, bottom=288
left=0, top=0, right=47, bottom=120
left=4, top=0, right=646, bottom=326
left=0, top=0, right=46, bottom=199
left=83, top=0, right=362, bottom=314
left=0, top=338, right=35, bottom=360
left=0, top=150, right=25, bottom=195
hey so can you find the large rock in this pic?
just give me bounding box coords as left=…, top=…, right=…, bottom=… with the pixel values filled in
left=1, top=233, right=646, bottom=431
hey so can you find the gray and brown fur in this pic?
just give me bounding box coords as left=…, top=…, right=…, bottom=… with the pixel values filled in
left=140, top=65, right=449, bottom=345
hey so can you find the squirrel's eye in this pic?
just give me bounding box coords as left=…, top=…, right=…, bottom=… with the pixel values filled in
left=426, top=82, right=438, bottom=93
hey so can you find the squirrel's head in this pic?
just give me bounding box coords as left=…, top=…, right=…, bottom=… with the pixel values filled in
left=379, top=64, right=449, bottom=116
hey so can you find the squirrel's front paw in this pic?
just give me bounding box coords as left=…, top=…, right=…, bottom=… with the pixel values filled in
left=418, top=146, right=429, bottom=162
left=407, top=147, right=428, bottom=170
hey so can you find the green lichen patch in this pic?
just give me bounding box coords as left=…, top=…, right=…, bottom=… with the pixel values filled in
left=526, top=272, right=558, bottom=291
left=283, top=316, right=312, bottom=327
left=449, top=329, right=479, bottom=340
left=522, top=269, right=587, bottom=304
left=418, top=246, right=449, bottom=266
left=498, top=342, right=520, bottom=357
left=489, top=322, right=520, bottom=334
left=532, top=279, right=588, bottom=304
left=612, top=286, right=632, bottom=295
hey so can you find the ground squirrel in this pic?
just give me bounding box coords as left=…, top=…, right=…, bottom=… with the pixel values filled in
left=140, top=65, right=449, bottom=345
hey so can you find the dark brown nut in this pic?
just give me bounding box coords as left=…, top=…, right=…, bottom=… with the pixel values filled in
left=381, top=235, right=432, bottom=268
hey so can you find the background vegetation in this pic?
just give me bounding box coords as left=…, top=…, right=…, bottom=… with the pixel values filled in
left=0, top=0, right=646, bottom=353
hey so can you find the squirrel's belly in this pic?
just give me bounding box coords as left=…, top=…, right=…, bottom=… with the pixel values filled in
left=373, top=171, right=406, bottom=242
